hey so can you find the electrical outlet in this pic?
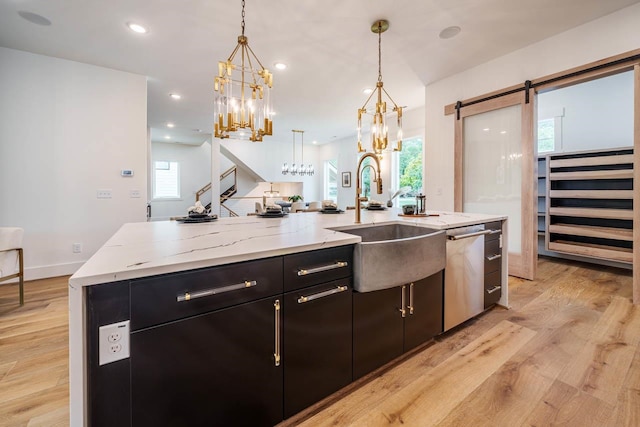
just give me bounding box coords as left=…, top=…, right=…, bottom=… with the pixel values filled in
left=129, top=189, right=141, bottom=198
left=99, top=320, right=130, bottom=366
left=72, top=243, right=82, bottom=253
left=108, top=331, right=122, bottom=343
left=97, top=189, right=112, bottom=199
left=436, top=187, right=442, bottom=196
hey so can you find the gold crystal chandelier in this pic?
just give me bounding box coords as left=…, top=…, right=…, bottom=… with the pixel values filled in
left=357, top=19, right=403, bottom=155
left=214, top=0, right=273, bottom=142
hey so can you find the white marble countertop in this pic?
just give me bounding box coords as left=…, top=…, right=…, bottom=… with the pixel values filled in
left=69, top=208, right=506, bottom=287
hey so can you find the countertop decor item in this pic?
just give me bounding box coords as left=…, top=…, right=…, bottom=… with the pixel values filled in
left=257, top=212, right=287, bottom=218
left=187, top=201, right=209, bottom=216
left=213, top=0, right=273, bottom=142
left=416, top=193, right=426, bottom=214
left=176, top=215, right=218, bottom=223
left=398, top=213, right=440, bottom=218
left=402, top=204, right=416, bottom=215
left=357, top=19, right=403, bottom=156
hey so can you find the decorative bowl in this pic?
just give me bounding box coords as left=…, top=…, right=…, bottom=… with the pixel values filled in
left=402, top=205, right=416, bottom=215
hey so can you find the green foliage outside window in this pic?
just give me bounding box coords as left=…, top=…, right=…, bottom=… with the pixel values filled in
left=399, top=139, right=422, bottom=193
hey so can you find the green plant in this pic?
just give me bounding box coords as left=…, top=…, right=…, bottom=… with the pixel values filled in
left=288, top=195, right=303, bottom=202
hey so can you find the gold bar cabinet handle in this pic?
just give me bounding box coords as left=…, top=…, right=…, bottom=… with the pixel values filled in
left=297, top=261, right=348, bottom=276
left=177, top=280, right=257, bottom=302
left=297, top=285, right=348, bottom=304
left=408, top=282, right=414, bottom=315
left=399, top=285, right=407, bottom=318
left=274, top=299, right=281, bottom=367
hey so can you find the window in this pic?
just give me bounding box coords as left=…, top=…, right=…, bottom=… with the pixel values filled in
left=537, top=106, right=563, bottom=153
left=324, top=159, right=338, bottom=202
left=153, top=161, right=180, bottom=199
left=538, top=118, right=556, bottom=153
left=394, top=136, right=423, bottom=207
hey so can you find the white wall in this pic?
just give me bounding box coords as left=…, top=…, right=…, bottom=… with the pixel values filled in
left=538, top=70, right=634, bottom=152
left=150, top=141, right=211, bottom=220
left=221, top=138, right=321, bottom=201
left=318, top=106, right=426, bottom=209
left=0, top=47, right=147, bottom=279
left=424, top=3, right=640, bottom=211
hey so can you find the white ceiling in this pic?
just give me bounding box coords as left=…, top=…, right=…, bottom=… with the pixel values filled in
left=1, top=0, right=638, bottom=146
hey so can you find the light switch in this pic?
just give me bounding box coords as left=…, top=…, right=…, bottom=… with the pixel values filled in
left=130, top=189, right=141, bottom=198
left=97, top=189, right=112, bottom=199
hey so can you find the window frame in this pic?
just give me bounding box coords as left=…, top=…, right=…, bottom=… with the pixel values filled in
left=152, top=160, right=182, bottom=200
left=323, top=159, right=338, bottom=202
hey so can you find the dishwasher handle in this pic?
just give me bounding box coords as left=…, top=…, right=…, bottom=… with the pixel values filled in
left=447, top=229, right=491, bottom=241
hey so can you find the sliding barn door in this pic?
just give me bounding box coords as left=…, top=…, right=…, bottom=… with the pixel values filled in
left=455, top=92, right=537, bottom=280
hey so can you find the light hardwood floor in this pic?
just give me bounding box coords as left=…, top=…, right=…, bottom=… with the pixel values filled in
left=0, top=257, right=637, bottom=426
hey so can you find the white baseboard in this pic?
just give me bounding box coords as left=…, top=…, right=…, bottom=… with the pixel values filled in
left=25, top=261, right=85, bottom=281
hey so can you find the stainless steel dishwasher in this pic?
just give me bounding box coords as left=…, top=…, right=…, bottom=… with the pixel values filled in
left=444, top=224, right=491, bottom=331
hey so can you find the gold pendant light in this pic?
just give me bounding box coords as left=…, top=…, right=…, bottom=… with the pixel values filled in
left=357, top=20, right=403, bottom=155
left=214, top=0, right=273, bottom=142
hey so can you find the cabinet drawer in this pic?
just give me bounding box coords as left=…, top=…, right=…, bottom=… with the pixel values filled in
left=484, top=270, right=502, bottom=308
left=283, top=245, right=353, bottom=292
left=484, top=221, right=502, bottom=241
left=484, top=238, right=502, bottom=274
left=131, top=257, right=283, bottom=330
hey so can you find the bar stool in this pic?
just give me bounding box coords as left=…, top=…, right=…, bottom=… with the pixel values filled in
left=0, top=227, right=25, bottom=305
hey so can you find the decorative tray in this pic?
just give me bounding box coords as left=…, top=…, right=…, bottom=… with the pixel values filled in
left=257, top=212, right=288, bottom=218
left=397, top=213, right=440, bottom=218
left=366, top=206, right=386, bottom=211
left=319, top=209, right=344, bottom=214
left=176, top=215, right=218, bottom=223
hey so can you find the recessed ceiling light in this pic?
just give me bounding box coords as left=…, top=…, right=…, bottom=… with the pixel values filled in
left=439, top=26, right=461, bottom=40
left=500, top=130, right=507, bottom=134
left=363, top=88, right=373, bottom=95
left=483, top=128, right=490, bottom=132
left=169, top=93, right=181, bottom=100
left=312, top=140, right=318, bottom=145
left=18, top=11, right=51, bottom=26
left=164, top=135, right=171, bottom=139
left=193, top=128, right=202, bottom=132
left=167, top=122, right=175, bottom=128
left=274, top=62, right=287, bottom=70
left=127, top=22, right=148, bottom=34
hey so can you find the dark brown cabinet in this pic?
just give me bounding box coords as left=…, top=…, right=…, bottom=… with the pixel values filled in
left=84, top=243, right=448, bottom=424
left=404, top=273, right=444, bottom=351
left=353, top=285, right=404, bottom=380
left=282, top=279, right=352, bottom=418
left=130, top=296, right=283, bottom=427
left=353, top=271, right=443, bottom=380
left=126, top=257, right=285, bottom=427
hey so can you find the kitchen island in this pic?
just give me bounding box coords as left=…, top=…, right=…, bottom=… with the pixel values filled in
left=69, top=208, right=507, bottom=426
